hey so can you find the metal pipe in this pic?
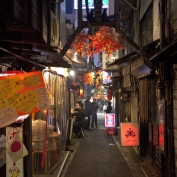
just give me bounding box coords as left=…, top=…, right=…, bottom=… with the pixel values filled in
left=165, top=61, right=174, bottom=177
left=160, top=0, right=166, bottom=48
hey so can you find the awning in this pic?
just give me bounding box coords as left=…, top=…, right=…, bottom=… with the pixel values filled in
left=150, top=39, right=177, bottom=61
left=108, top=39, right=160, bottom=67
left=56, top=47, right=86, bottom=65
left=0, top=20, right=71, bottom=70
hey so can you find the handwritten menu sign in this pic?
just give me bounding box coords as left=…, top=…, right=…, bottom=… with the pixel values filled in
left=36, top=88, right=50, bottom=110
left=0, top=71, right=49, bottom=128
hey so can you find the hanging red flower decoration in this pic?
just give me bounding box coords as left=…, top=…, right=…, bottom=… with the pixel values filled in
left=77, top=73, right=94, bottom=85
left=72, top=27, right=125, bottom=58
left=95, top=70, right=103, bottom=88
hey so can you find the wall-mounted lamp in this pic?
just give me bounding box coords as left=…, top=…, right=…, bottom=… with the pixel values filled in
left=68, top=69, right=75, bottom=78
left=69, top=70, right=75, bottom=76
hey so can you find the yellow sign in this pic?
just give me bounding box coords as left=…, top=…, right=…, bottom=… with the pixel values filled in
left=24, top=75, right=41, bottom=88
left=0, top=77, right=24, bottom=96
left=8, top=90, right=38, bottom=113
left=0, top=71, right=49, bottom=128
left=0, top=96, right=9, bottom=109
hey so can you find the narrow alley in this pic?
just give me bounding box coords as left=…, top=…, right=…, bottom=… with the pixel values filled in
left=56, top=113, right=160, bottom=177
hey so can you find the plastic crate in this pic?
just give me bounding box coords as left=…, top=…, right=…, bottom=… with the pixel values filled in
left=106, top=128, right=116, bottom=135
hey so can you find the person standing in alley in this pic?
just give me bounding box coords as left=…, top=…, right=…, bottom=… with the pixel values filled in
left=84, top=96, right=92, bottom=130
left=91, top=98, right=99, bottom=128
left=104, top=101, right=112, bottom=113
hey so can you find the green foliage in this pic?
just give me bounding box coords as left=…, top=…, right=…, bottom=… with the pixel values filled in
left=70, top=132, right=77, bottom=145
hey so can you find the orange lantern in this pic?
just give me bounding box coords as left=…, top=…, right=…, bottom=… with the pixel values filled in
left=107, top=89, right=113, bottom=100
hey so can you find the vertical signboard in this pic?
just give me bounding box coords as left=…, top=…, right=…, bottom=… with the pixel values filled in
left=6, top=127, right=28, bottom=177
left=158, top=100, right=165, bottom=153
left=105, top=113, right=115, bottom=127
left=120, top=123, right=139, bottom=146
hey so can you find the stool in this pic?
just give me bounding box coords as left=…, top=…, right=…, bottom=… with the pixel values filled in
left=77, top=117, right=90, bottom=139
left=32, top=150, right=49, bottom=173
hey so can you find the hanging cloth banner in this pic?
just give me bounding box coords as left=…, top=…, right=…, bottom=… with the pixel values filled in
left=0, top=71, right=49, bottom=128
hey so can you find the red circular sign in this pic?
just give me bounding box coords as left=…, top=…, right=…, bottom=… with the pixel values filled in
left=11, top=141, right=21, bottom=152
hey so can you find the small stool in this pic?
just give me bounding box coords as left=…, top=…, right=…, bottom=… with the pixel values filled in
left=32, top=150, right=49, bottom=173
left=77, top=117, right=90, bottom=139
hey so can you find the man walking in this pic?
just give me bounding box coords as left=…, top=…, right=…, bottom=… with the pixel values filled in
left=91, top=99, right=99, bottom=128
left=84, top=96, right=92, bottom=130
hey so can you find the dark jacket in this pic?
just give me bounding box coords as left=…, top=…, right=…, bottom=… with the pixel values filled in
left=84, top=99, right=92, bottom=115
left=91, top=102, right=99, bottom=114
left=105, top=105, right=112, bottom=113
left=73, top=108, right=87, bottom=123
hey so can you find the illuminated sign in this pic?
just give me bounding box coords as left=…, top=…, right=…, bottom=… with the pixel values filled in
left=120, top=123, right=139, bottom=146
left=158, top=100, right=165, bottom=151
left=74, top=0, right=108, bottom=9
left=105, top=113, right=115, bottom=127
left=102, top=71, right=112, bottom=84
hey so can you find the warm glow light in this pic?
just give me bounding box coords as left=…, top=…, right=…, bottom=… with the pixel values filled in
left=91, top=72, right=95, bottom=76
left=69, top=70, right=75, bottom=76
left=120, top=123, right=139, bottom=146
left=105, top=114, right=115, bottom=127
left=80, top=89, right=84, bottom=98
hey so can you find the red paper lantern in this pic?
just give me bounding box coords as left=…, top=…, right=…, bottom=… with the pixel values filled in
left=107, top=89, right=113, bottom=100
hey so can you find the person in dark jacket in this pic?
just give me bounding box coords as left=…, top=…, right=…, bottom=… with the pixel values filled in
left=104, top=102, right=112, bottom=113
left=72, top=101, right=87, bottom=136
left=91, top=99, right=99, bottom=128
left=84, top=96, right=92, bottom=130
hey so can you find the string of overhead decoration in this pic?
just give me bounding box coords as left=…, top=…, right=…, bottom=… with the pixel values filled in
left=72, top=27, right=125, bottom=58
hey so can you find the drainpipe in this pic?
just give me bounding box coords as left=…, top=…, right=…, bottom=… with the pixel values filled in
left=134, top=0, right=140, bottom=44
left=159, top=0, right=165, bottom=49
left=160, top=0, right=174, bottom=176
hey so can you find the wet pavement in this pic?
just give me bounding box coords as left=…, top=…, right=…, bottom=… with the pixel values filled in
left=59, top=113, right=160, bottom=177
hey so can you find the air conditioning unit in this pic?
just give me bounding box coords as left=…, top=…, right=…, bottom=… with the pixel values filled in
left=51, top=11, right=59, bottom=47
left=130, top=56, right=152, bottom=78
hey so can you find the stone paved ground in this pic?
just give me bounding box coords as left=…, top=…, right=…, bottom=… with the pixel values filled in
left=59, top=113, right=161, bottom=177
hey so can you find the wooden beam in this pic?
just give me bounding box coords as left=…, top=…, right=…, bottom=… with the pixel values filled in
left=31, top=55, right=48, bottom=60
left=59, top=27, right=82, bottom=57
left=0, top=44, right=46, bottom=68
left=0, top=31, right=21, bottom=42
left=82, top=21, right=115, bottom=28
left=9, top=42, right=33, bottom=50
left=78, top=0, right=83, bottom=29
left=20, top=50, right=41, bottom=56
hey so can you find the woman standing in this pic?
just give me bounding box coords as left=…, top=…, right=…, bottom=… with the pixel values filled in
left=104, top=102, right=112, bottom=113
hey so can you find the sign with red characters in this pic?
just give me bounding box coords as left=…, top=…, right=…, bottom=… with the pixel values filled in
left=120, top=123, right=139, bottom=147
left=105, top=114, right=115, bottom=127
